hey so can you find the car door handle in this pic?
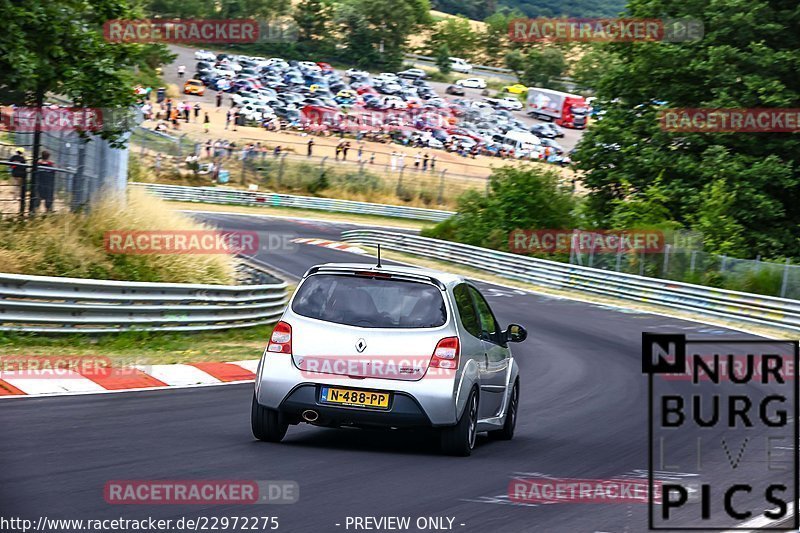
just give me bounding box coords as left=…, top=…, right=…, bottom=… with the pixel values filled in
left=484, top=353, right=489, bottom=366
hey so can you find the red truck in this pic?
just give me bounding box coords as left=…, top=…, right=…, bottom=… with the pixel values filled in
left=526, top=88, right=588, bottom=129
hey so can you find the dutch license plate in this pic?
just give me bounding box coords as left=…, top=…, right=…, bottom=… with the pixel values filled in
left=320, top=387, right=390, bottom=409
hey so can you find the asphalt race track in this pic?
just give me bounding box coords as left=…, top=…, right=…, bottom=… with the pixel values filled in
left=0, top=212, right=786, bottom=533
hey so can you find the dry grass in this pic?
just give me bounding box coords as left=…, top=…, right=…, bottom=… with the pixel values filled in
left=0, top=188, right=236, bottom=284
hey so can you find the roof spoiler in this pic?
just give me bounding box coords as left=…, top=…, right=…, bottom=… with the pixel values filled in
left=304, top=265, right=446, bottom=291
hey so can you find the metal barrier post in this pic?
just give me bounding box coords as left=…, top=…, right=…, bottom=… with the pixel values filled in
left=781, top=258, right=791, bottom=298
left=438, top=169, right=447, bottom=205
left=278, top=153, right=287, bottom=186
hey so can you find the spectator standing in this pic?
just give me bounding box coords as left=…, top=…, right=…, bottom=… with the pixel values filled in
left=307, top=138, right=314, bottom=157
left=422, top=153, right=429, bottom=171
left=193, top=103, right=201, bottom=122
left=335, top=142, right=342, bottom=161
left=216, top=92, right=222, bottom=110
left=414, top=152, right=421, bottom=170
left=32, top=151, right=56, bottom=213
left=177, top=65, right=186, bottom=78
left=430, top=154, right=436, bottom=171
left=203, top=112, right=210, bottom=133
left=342, top=142, right=350, bottom=161
left=225, top=109, right=232, bottom=130
left=9, top=148, right=26, bottom=188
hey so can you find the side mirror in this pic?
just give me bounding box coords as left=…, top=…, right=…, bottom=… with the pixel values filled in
left=505, top=324, right=528, bottom=343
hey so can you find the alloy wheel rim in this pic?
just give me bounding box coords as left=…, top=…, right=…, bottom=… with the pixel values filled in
left=510, top=385, right=518, bottom=428
left=468, top=394, right=477, bottom=449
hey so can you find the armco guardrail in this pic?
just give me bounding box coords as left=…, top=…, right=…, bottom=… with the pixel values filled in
left=0, top=262, right=288, bottom=333
left=131, top=183, right=454, bottom=222
left=341, top=230, right=800, bottom=333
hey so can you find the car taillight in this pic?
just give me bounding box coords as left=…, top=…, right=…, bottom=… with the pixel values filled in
left=430, top=337, right=459, bottom=369
left=267, top=321, right=292, bottom=354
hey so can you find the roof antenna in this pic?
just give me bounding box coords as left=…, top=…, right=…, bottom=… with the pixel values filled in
left=376, top=244, right=382, bottom=268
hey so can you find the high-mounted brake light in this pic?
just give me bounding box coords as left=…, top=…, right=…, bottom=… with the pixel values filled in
left=267, top=321, right=292, bottom=354
left=430, top=337, right=459, bottom=369
left=354, top=271, right=392, bottom=279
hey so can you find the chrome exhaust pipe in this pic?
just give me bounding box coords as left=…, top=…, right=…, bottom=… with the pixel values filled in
left=301, top=410, right=319, bottom=422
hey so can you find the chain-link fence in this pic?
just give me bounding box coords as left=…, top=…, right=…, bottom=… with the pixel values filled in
left=128, top=128, right=492, bottom=207
left=0, top=128, right=129, bottom=217
left=572, top=232, right=800, bottom=300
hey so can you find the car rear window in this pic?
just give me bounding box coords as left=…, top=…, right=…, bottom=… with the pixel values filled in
left=292, top=274, right=447, bottom=328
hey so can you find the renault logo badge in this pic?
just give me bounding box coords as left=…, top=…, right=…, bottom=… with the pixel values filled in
left=356, top=338, right=367, bottom=353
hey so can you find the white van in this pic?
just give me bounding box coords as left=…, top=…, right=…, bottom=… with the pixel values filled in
left=449, top=57, right=473, bottom=73
left=502, top=131, right=542, bottom=158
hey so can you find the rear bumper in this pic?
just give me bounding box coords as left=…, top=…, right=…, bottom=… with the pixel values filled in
left=255, top=353, right=464, bottom=426
left=279, top=385, right=433, bottom=428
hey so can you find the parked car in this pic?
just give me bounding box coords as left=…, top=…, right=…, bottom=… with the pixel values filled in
left=251, top=263, right=528, bottom=456
left=445, top=85, right=466, bottom=96
left=456, top=78, right=487, bottom=89
left=449, top=57, right=473, bottom=73
left=502, top=84, right=529, bottom=95
left=497, top=97, right=523, bottom=111
left=540, top=138, right=565, bottom=154
left=183, top=79, right=205, bottom=96
left=397, top=68, right=427, bottom=80
left=195, top=50, right=216, bottom=61
left=529, top=123, right=557, bottom=139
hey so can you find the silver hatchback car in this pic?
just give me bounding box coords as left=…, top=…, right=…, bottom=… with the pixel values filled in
left=251, top=263, right=528, bottom=456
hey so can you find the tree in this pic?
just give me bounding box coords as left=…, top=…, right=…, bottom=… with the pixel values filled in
left=482, top=12, right=515, bottom=65
left=689, top=179, right=748, bottom=256
left=435, top=44, right=452, bottom=74
left=294, top=0, right=333, bottom=43
left=428, top=16, right=478, bottom=60
left=0, top=0, right=161, bottom=213
left=518, top=46, right=567, bottom=88
left=573, top=0, right=800, bottom=259
left=335, top=0, right=430, bottom=70
left=423, top=165, right=577, bottom=251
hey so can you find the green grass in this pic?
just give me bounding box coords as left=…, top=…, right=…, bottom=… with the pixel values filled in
left=0, top=324, right=277, bottom=366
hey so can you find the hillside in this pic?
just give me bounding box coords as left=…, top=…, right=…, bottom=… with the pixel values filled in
left=432, top=0, right=626, bottom=20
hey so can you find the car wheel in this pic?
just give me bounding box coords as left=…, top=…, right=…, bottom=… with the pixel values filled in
left=440, top=388, right=478, bottom=456
left=489, top=380, right=518, bottom=441
left=251, top=394, right=288, bottom=442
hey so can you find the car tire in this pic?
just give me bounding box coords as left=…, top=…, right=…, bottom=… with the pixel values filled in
left=251, top=394, right=288, bottom=443
left=489, top=380, right=518, bottom=441
left=440, top=388, right=478, bottom=457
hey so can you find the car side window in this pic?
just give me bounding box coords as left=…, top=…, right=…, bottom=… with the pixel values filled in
left=468, top=286, right=501, bottom=343
left=453, top=284, right=481, bottom=339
